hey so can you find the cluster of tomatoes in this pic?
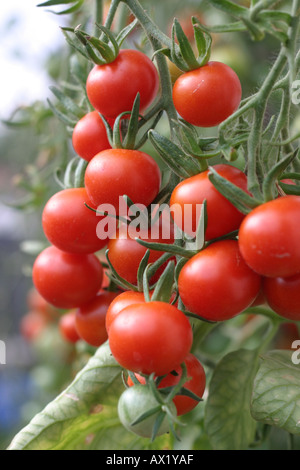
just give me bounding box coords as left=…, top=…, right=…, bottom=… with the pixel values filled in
left=26, top=35, right=300, bottom=437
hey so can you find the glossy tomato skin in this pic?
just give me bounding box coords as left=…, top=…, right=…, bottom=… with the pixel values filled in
left=238, top=196, right=300, bottom=278
left=178, top=240, right=261, bottom=322
left=263, top=274, right=300, bottom=321
left=42, top=188, right=113, bottom=254
left=109, top=301, right=193, bottom=376
left=72, top=111, right=111, bottom=162
left=75, top=291, right=119, bottom=347
left=84, top=149, right=161, bottom=213
left=127, top=353, right=206, bottom=416
left=107, top=222, right=174, bottom=285
left=172, top=61, right=242, bottom=127
left=170, top=164, right=248, bottom=240
left=105, top=291, right=146, bottom=334
left=32, top=246, right=103, bottom=309
left=59, top=310, right=81, bottom=344
left=86, top=49, right=160, bottom=119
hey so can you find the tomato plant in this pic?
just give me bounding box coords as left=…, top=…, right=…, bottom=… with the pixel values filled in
left=7, top=0, right=300, bottom=454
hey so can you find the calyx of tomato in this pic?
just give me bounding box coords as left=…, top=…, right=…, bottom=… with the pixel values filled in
left=155, top=17, right=212, bottom=72
left=61, top=19, right=138, bottom=65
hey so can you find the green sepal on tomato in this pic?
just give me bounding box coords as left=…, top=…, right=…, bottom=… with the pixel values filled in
left=127, top=353, right=206, bottom=416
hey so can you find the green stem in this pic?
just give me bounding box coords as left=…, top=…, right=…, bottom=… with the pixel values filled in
left=121, top=0, right=179, bottom=137
left=95, top=0, right=103, bottom=28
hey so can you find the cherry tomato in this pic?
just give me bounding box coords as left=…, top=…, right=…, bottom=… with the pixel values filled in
left=32, top=246, right=103, bottom=309
left=59, top=310, right=81, bottom=344
left=20, top=311, right=48, bottom=342
left=105, top=291, right=146, bottom=334
left=178, top=240, right=261, bottom=321
left=84, top=149, right=161, bottom=213
left=238, top=196, right=300, bottom=278
left=75, top=291, right=119, bottom=347
left=109, top=301, right=193, bottom=376
left=172, top=61, right=242, bottom=127
left=42, top=188, right=114, bottom=255
left=127, top=353, right=206, bottom=416
left=262, top=274, right=300, bottom=321
left=107, top=222, right=174, bottom=285
left=72, top=111, right=112, bottom=162
left=170, top=164, right=249, bottom=240
left=118, top=385, right=176, bottom=438
left=26, top=287, right=58, bottom=321
left=86, top=49, right=160, bottom=119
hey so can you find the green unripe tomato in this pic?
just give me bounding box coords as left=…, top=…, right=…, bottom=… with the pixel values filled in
left=118, top=385, right=176, bottom=439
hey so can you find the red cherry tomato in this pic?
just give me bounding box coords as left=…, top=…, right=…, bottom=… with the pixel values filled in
left=238, top=196, right=300, bottom=278
left=263, top=274, right=300, bottom=321
left=42, top=188, right=114, bottom=255
left=32, top=246, right=103, bottom=309
left=172, top=61, right=242, bottom=127
left=59, top=310, right=81, bottom=344
left=107, top=221, right=174, bottom=285
left=86, top=49, right=160, bottom=119
left=75, top=291, right=119, bottom=347
left=20, top=311, right=48, bottom=342
left=72, top=111, right=112, bottom=162
left=178, top=240, right=261, bottom=321
left=170, top=164, right=249, bottom=240
left=105, top=291, right=146, bottom=334
left=109, top=301, right=193, bottom=376
left=127, top=353, right=206, bottom=416
left=84, top=149, right=161, bottom=213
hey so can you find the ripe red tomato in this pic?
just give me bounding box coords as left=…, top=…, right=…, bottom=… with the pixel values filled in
left=72, top=111, right=112, bottom=162
left=172, top=61, right=242, bottom=127
left=75, top=291, right=119, bottom=347
left=262, top=274, right=300, bottom=321
left=84, top=149, right=161, bottom=213
left=105, top=291, right=146, bottom=334
left=59, top=310, right=81, bottom=344
left=109, top=301, right=193, bottom=376
left=107, top=221, right=174, bottom=285
left=170, top=164, right=249, bottom=240
left=26, top=287, right=58, bottom=321
left=42, top=188, right=114, bottom=254
left=86, top=49, right=160, bottom=119
left=127, top=353, right=206, bottom=416
left=238, top=196, right=300, bottom=278
left=32, top=246, right=103, bottom=309
left=178, top=240, right=261, bottom=321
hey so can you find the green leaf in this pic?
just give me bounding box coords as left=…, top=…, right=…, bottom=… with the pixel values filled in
left=251, top=350, right=300, bottom=435
left=8, top=343, right=122, bottom=450
left=208, top=166, right=262, bottom=214
left=205, top=349, right=259, bottom=450
left=148, top=130, right=201, bottom=179
left=263, top=150, right=298, bottom=201
left=37, top=0, right=84, bottom=15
